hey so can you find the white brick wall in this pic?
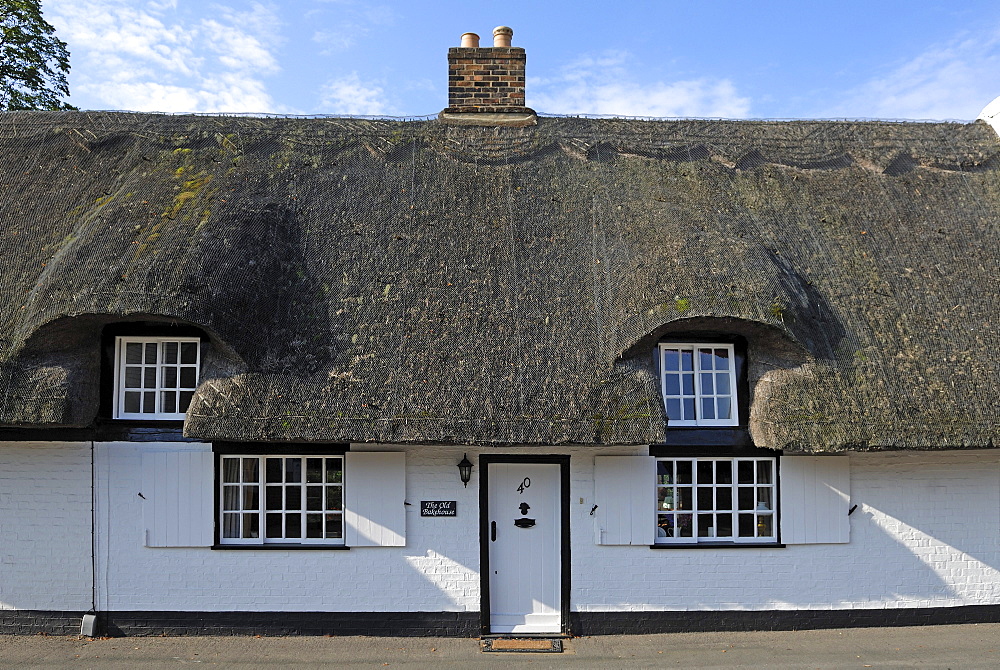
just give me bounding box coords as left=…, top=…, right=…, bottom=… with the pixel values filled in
left=4, top=441, right=1000, bottom=614
left=0, top=442, right=93, bottom=611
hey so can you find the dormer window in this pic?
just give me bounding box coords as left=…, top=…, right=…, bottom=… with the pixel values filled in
left=113, top=336, right=200, bottom=420
left=659, top=343, right=738, bottom=426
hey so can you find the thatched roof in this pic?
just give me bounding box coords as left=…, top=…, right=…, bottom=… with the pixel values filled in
left=0, top=111, right=997, bottom=452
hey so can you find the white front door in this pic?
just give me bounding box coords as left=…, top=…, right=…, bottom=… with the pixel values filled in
left=487, top=462, right=562, bottom=634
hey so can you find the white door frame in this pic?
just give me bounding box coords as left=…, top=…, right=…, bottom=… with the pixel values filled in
left=479, top=454, right=570, bottom=636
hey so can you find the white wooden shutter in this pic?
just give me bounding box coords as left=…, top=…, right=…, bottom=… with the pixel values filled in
left=141, top=448, right=214, bottom=547
left=345, top=451, right=406, bottom=547
left=594, top=456, right=655, bottom=545
left=780, top=455, right=850, bottom=544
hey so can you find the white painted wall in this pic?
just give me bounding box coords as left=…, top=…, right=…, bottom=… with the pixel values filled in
left=0, top=442, right=93, bottom=611
left=4, top=442, right=999, bottom=614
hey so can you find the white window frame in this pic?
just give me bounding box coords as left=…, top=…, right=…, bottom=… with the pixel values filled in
left=219, top=454, right=346, bottom=546
left=113, top=336, right=201, bottom=420
left=658, top=342, right=739, bottom=427
left=655, top=456, right=777, bottom=545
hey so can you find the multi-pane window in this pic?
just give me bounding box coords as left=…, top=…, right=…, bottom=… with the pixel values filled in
left=114, top=336, right=200, bottom=419
left=655, top=457, right=776, bottom=544
left=220, top=455, right=345, bottom=545
left=659, top=343, right=738, bottom=426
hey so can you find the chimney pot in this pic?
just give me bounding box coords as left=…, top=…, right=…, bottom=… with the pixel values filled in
left=493, top=26, right=513, bottom=47
left=460, top=32, right=480, bottom=48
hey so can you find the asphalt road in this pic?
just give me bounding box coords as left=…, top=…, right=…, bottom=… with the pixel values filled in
left=1, top=623, right=998, bottom=669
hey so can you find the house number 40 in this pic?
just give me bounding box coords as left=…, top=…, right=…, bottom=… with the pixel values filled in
left=517, top=477, right=531, bottom=494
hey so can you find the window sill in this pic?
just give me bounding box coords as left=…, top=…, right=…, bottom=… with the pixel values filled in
left=650, top=542, right=785, bottom=549
left=212, top=544, right=350, bottom=551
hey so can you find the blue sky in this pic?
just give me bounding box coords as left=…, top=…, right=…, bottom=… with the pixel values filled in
left=45, top=0, right=1000, bottom=120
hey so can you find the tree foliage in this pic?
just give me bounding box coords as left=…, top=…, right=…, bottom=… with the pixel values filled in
left=0, top=0, right=74, bottom=110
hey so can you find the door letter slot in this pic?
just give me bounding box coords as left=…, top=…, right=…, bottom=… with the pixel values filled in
left=514, top=517, right=536, bottom=529
left=491, top=520, right=497, bottom=541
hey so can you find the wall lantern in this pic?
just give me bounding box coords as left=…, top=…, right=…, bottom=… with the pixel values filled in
left=457, top=454, right=473, bottom=487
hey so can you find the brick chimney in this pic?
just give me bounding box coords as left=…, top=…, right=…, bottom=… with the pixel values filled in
left=441, top=26, right=535, bottom=125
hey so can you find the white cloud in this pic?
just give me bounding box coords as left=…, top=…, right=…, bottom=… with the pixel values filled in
left=311, top=1, right=396, bottom=55
left=47, top=0, right=285, bottom=113
left=531, top=51, right=751, bottom=119
left=820, top=28, right=1000, bottom=120
left=319, top=72, right=391, bottom=115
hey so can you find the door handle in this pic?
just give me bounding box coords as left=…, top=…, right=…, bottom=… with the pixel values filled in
left=491, top=521, right=497, bottom=541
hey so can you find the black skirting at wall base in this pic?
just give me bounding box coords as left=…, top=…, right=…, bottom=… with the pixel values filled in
left=0, top=610, right=86, bottom=635
left=570, top=604, right=1000, bottom=635
left=96, top=611, right=479, bottom=637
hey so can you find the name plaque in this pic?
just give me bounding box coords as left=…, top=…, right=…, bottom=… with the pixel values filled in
left=420, top=501, right=457, bottom=517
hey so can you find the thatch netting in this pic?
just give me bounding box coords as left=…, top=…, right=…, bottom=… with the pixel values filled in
left=0, top=111, right=997, bottom=451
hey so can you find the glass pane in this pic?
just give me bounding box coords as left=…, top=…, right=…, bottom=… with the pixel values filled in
left=664, top=374, right=680, bottom=395
left=125, top=367, right=142, bottom=388
left=124, top=391, right=141, bottom=414
left=717, top=397, right=732, bottom=420
left=162, top=341, right=178, bottom=364
left=266, top=458, right=282, bottom=483
left=306, top=486, right=322, bottom=511
left=222, top=458, right=240, bottom=483
left=162, top=367, right=178, bottom=388
left=306, top=458, right=322, bottom=483
left=756, top=514, right=773, bottom=537
left=701, top=397, right=715, bottom=420
left=713, top=514, right=731, bottom=538
left=223, top=486, right=239, bottom=511
left=697, top=513, right=715, bottom=537
left=716, top=487, right=732, bottom=510
left=666, top=398, right=681, bottom=421
left=285, top=487, right=301, bottom=510
left=677, top=513, right=693, bottom=537
left=242, top=458, right=259, bottom=483
left=658, top=487, right=675, bottom=510
left=715, top=348, right=730, bottom=368
left=125, top=342, right=142, bottom=364
left=738, top=513, right=754, bottom=537
left=716, top=460, right=732, bottom=484
left=656, top=461, right=672, bottom=485
left=143, top=367, right=156, bottom=389
left=180, top=367, right=197, bottom=388
left=657, top=514, right=674, bottom=538
left=144, top=342, right=157, bottom=364
left=700, top=373, right=714, bottom=394
left=265, top=486, right=282, bottom=510
left=676, top=461, right=692, bottom=484
left=285, top=513, right=301, bottom=538
left=697, top=460, right=713, bottom=483
left=681, top=349, right=693, bottom=371
left=181, top=341, right=198, bottom=364
left=663, top=349, right=679, bottom=371
left=222, top=513, right=240, bottom=538
left=756, top=489, right=773, bottom=511
left=737, top=461, right=753, bottom=484
left=285, top=458, right=301, bottom=483
left=243, top=513, right=259, bottom=539
left=678, top=487, right=693, bottom=511
left=682, top=374, right=694, bottom=395
left=716, top=373, right=730, bottom=395
left=697, top=486, right=713, bottom=510
left=161, top=392, right=176, bottom=414
left=142, top=391, right=155, bottom=412
left=179, top=391, right=194, bottom=412
left=325, top=514, right=343, bottom=539
left=699, top=348, right=713, bottom=371
left=266, top=512, right=282, bottom=538
left=243, top=485, right=258, bottom=511
left=306, top=514, right=323, bottom=538
left=326, top=486, right=342, bottom=510
left=682, top=398, right=695, bottom=419
left=325, top=459, right=343, bottom=483
left=738, top=487, right=754, bottom=510
left=757, top=461, right=773, bottom=484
